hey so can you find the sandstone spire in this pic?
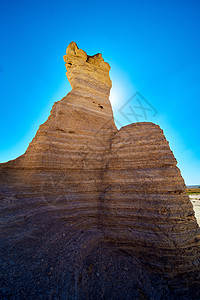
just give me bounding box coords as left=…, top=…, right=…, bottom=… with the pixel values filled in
left=0, top=42, right=200, bottom=299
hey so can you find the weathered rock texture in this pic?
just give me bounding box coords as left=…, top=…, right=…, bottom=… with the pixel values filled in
left=0, top=42, right=200, bottom=299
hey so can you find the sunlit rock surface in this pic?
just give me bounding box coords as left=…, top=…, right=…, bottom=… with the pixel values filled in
left=0, top=42, right=200, bottom=299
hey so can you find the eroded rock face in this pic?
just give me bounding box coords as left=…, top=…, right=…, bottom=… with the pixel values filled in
left=0, top=42, right=200, bottom=299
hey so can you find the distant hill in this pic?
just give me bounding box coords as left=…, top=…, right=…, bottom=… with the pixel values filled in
left=187, top=185, right=200, bottom=189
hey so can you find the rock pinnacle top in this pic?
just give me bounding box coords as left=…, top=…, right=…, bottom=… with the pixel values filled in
left=63, top=42, right=112, bottom=91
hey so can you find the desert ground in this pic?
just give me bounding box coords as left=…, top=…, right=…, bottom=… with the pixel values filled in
left=188, top=187, right=200, bottom=225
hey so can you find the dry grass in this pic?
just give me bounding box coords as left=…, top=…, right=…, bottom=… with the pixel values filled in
left=186, top=188, right=200, bottom=195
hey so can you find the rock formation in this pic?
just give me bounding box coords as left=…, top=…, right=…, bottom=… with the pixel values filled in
left=0, top=42, right=200, bottom=299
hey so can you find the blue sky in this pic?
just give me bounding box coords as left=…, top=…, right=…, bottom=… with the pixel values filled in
left=0, top=0, right=199, bottom=184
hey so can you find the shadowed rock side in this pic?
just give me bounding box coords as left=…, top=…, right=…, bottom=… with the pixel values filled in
left=0, top=42, right=200, bottom=299
left=102, top=123, right=200, bottom=275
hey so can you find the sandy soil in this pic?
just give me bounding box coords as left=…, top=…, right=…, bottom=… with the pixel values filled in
left=190, top=194, right=200, bottom=226
left=189, top=194, right=200, bottom=200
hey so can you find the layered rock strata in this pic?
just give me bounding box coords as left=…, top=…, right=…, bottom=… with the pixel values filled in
left=102, top=123, right=200, bottom=276
left=0, top=42, right=200, bottom=299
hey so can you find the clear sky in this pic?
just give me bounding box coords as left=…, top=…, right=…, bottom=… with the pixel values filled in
left=0, top=0, right=199, bottom=184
